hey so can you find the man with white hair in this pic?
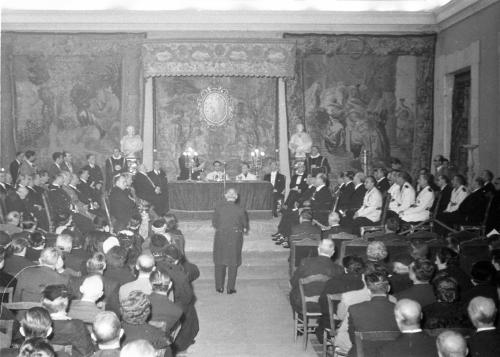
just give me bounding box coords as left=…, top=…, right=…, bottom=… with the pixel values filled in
left=289, top=238, right=343, bottom=312
left=133, top=163, right=163, bottom=216
left=92, top=311, right=124, bottom=357
left=68, top=274, right=104, bottom=323
left=467, top=296, right=500, bottom=356
left=436, top=330, right=468, bottom=357
left=119, top=254, right=156, bottom=300
left=120, top=340, right=156, bottom=357
left=109, top=174, right=139, bottom=231
left=212, top=188, right=249, bottom=294
left=14, top=247, right=69, bottom=302
left=379, top=299, right=438, bottom=357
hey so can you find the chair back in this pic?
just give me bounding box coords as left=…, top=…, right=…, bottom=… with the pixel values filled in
left=0, top=286, right=14, bottom=303
left=290, top=238, right=319, bottom=277
left=424, top=328, right=472, bottom=338
left=432, top=190, right=443, bottom=218
left=480, top=194, right=495, bottom=232
left=102, top=193, right=114, bottom=233
left=379, top=192, right=391, bottom=226
left=0, top=320, right=14, bottom=349
left=3, top=302, right=42, bottom=311
left=299, top=274, right=331, bottom=316
left=41, top=192, right=54, bottom=232
left=354, top=330, right=400, bottom=357
left=327, top=293, right=342, bottom=336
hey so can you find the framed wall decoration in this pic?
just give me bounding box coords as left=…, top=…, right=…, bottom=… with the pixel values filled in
left=198, top=87, right=234, bottom=127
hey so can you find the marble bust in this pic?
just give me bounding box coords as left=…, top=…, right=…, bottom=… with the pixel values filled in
left=288, top=123, right=312, bottom=159
left=120, top=125, right=143, bottom=159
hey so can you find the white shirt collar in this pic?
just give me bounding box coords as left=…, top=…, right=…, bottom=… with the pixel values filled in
left=310, top=153, right=320, bottom=159
left=377, top=177, right=385, bottom=183
left=316, top=184, right=325, bottom=191
left=477, top=327, right=496, bottom=332
left=402, top=329, right=422, bottom=333
left=355, top=183, right=363, bottom=189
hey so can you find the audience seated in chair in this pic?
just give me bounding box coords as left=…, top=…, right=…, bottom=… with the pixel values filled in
left=91, top=311, right=124, bottom=357
left=41, top=284, right=95, bottom=357
left=350, top=175, right=383, bottom=236
left=436, top=330, right=468, bottom=357
left=148, top=269, right=183, bottom=334
left=433, top=247, right=473, bottom=295
left=289, top=238, right=343, bottom=313
left=68, top=274, right=104, bottom=323
left=461, top=261, right=499, bottom=308
left=423, top=276, right=471, bottom=329
left=119, top=254, right=155, bottom=301
left=395, top=258, right=437, bottom=308
left=379, top=299, right=438, bottom=357
left=18, top=337, right=57, bottom=357
left=283, top=210, right=321, bottom=248
left=25, top=231, right=46, bottom=263
left=3, top=236, right=32, bottom=276
left=467, top=296, right=500, bottom=357
left=14, top=247, right=69, bottom=302
left=399, top=173, right=435, bottom=224
left=104, top=246, right=135, bottom=287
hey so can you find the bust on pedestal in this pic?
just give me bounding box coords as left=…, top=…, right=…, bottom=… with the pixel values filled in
left=120, top=125, right=143, bottom=164
left=288, top=123, right=312, bottom=164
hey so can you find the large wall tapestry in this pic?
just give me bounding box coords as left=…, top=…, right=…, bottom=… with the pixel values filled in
left=1, top=33, right=144, bottom=168
left=154, top=77, right=277, bottom=179
left=285, top=34, right=435, bottom=175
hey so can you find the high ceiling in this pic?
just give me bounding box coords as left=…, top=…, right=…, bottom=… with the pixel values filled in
left=1, top=0, right=497, bottom=33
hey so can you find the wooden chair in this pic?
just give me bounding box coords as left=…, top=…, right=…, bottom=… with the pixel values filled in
left=3, top=302, right=42, bottom=311
left=41, top=192, right=54, bottom=232
left=459, top=194, right=494, bottom=237
left=354, top=331, right=400, bottom=357
left=0, top=320, right=14, bottom=349
left=289, top=238, right=319, bottom=277
left=360, top=193, right=390, bottom=238
left=0, top=286, right=14, bottom=303
left=295, top=274, right=331, bottom=350
left=322, top=293, right=342, bottom=357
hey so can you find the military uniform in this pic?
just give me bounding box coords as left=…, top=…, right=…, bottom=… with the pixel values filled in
left=444, top=185, right=468, bottom=213
left=388, top=182, right=415, bottom=214
left=212, top=200, right=249, bottom=291
left=400, top=186, right=435, bottom=223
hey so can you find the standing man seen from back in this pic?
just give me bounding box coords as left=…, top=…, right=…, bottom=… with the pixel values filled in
left=212, top=188, right=249, bottom=295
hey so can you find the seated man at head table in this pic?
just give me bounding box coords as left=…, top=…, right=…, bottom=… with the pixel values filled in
left=235, top=163, right=257, bottom=181
left=205, top=161, right=229, bottom=182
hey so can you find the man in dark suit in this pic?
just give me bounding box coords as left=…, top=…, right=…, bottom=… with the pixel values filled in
left=109, top=174, right=139, bottom=232
left=345, top=172, right=367, bottom=214
left=347, top=271, right=400, bottom=357
left=212, top=188, right=249, bottom=294
left=461, top=261, right=499, bottom=308
left=289, top=238, right=342, bottom=313
left=379, top=299, right=438, bottom=357
left=9, top=152, right=24, bottom=185
left=284, top=162, right=308, bottom=207
left=133, top=163, right=163, bottom=216
left=263, top=161, right=286, bottom=217
left=77, top=168, right=102, bottom=213
left=481, top=169, right=495, bottom=195
left=395, top=258, right=437, bottom=308
left=284, top=210, right=321, bottom=248
left=374, top=167, right=391, bottom=194
left=432, top=175, right=453, bottom=215
left=316, top=255, right=365, bottom=342
left=60, top=152, right=74, bottom=174
left=147, top=160, right=169, bottom=215
left=336, top=171, right=355, bottom=213
left=82, top=154, right=104, bottom=192
left=311, top=173, right=333, bottom=226
left=467, top=296, right=500, bottom=357
left=48, top=152, right=64, bottom=181
left=438, top=177, right=488, bottom=228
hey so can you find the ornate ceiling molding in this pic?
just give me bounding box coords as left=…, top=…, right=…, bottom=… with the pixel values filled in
left=142, top=39, right=296, bottom=78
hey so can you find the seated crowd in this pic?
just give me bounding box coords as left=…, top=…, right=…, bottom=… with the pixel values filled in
left=0, top=150, right=199, bottom=356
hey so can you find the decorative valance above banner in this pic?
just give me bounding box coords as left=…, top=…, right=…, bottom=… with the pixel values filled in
left=142, top=39, right=296, bottom=78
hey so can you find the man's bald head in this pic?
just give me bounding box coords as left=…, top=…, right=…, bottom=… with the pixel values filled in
left=394, top=299, right=422, bottom=331
left=92, top=311, right=122, bottom=345
left=80, top=275, right=104, bottom=302
left=318, top=238, right=335, bottom=258
left=468, top=296, right=497, bottom=328
left=436, top=330, right=468, bottom=357
left=136, top=254, right=156, bottom=273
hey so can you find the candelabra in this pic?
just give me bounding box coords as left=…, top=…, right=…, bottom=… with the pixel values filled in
left=183, top=147, right=199, bottom=181
left=250, top=148, right=266, bottom=176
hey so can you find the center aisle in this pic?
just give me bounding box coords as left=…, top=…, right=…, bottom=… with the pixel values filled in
left=179, top=219, right=318, bottom=357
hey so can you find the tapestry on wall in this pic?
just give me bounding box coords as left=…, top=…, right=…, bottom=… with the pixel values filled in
left=154, top=76, right=277, bottom=180
left=2, top=33, right=144, bottom=168
left=285, top=34, right=435, bottom=175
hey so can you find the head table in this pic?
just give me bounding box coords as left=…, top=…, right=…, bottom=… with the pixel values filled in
left=168, top=181, right=274, bottom=220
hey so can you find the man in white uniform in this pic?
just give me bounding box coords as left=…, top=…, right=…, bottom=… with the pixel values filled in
left=399, top=173, right=435, bottom=223
left=235, top=163, right=257, bottom=181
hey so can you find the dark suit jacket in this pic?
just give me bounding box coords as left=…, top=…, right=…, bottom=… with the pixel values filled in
left=109, top=186, right=138, bottom=230
left=47, top=185, right=72, bottom=216
left=458, top=189, right=488, bottom=224
left=51, top=319, right=95, bottom=357
left=82, top=164, right=104, bottom=187
left=290, top=221, right=321, bottom=241
left=337, top=182, right=355, bottom=211
left=433, top=185, right=452, bottom=214
left=347, top=184, right=366, bottom=211
left=149, top=292, right=183, bottom=332
left=48, top=162, right=63, bottom=179
left=311, top=186, right=334, bottom=225
left=289, top=174, right=308, bottom=192
left=376, top=177, right=391, bottom=194
left=379, top=331, right=438, bottom=357
left=76, top=180, right=100, bottom=204
left=14, top=265, right=69, bottom=302
left=482, top=182, right=495, bottom=195
left=133, top=172, right=158, bottom=204
left=319, top=273, right=363, bottom=325
left=290, top=256, right=343, bottom=312
left=3, top=255, right=33, bottom=276
left=69, top=273, right=121, bottom=317
left=264, top=172, right=286, bottom=195
left=394, top=283, right=436, bottom=308
left=461, top=283, right=499, bottom=309
left=147, top=169, right=169, bottom=214
left=348, top=296, right=399, bottom=357
left=468, top=328, right=500, bottom=357
left=9, top=160, right=21, bottom=184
